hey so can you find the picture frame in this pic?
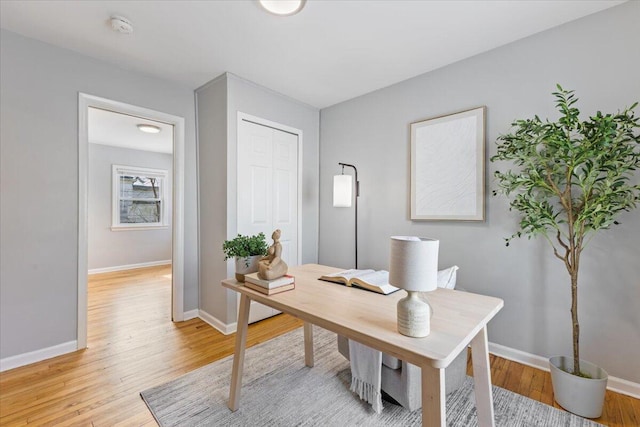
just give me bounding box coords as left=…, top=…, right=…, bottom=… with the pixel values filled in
left=410, top=106, right=485, bottom=221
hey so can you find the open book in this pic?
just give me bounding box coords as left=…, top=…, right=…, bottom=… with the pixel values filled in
left=319, top=269, right=399, bottom=295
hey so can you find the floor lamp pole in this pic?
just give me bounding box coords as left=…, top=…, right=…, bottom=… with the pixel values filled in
left=338, top=163, right=359, bottom=269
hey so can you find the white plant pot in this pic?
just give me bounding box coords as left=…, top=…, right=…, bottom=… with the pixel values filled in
left=549, top=355, right=608, bottom=419
left=234, top=255, right=261, bottom=282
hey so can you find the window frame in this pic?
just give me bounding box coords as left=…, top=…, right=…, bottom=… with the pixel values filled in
left=111, top=164, right=169, bottom=231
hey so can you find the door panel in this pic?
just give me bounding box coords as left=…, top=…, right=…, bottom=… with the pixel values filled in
left=238, top=122, right=273, bottom=238
left=274, top=170, right=291, bottom=223
left=272, top=130, right=298, bottom=266
left=250, top=166, right=270, bottom=225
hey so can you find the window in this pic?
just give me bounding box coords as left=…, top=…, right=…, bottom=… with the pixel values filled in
left=112, top=165, right=168, bottom=230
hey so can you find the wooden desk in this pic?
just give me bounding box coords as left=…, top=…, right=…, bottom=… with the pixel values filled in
left=222, top=264, right=503, bottom=427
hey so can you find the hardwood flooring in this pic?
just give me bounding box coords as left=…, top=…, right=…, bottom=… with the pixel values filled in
left=0, top=265, right=638, bottom=426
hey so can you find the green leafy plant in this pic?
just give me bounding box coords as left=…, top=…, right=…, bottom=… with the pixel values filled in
left=491, top=85, right=640, bottom=376
left=223, top=233, right=268, bottom=265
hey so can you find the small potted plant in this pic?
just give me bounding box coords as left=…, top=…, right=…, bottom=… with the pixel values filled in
left=223, top=233, right=268, bottom=282
left=491, top=85, right=639, bottom=418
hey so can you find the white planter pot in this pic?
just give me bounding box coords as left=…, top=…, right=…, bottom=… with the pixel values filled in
left=235, top=255, right=261, bottom=282
left=549, top=355, right=608, bottom=419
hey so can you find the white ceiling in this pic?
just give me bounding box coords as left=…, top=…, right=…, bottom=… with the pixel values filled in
left=0, top=0, right=625, bottom=109
left=88, top=107, right=173, bottom=154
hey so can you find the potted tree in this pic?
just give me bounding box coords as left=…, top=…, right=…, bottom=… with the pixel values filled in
left=223, top=233, right=268, bottom=282
left=491, top=85, right=640, bottom=418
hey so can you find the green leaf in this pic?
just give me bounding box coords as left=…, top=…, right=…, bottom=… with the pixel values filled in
left=222, top=233, right=268, bottom=260
left=491, top=85, right=640, bottom=258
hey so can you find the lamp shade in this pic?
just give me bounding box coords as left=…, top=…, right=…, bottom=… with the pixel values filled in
left=333, top=175, right=352, bottom=207
left=389, top=236, right=439, bottom=292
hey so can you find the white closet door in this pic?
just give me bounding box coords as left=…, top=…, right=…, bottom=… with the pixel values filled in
left=238, top=121, right=273, bottom=239
left=237, top=118, right=298, bottom=323
left=272, top=130, right=298, bottom=267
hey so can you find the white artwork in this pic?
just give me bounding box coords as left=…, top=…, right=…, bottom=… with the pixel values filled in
left=410, top=107, right=485, bottom=221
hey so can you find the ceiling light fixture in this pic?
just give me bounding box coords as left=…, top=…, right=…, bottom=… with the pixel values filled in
left=110, top=15, right=134, bottom=34
left=137, top=124, right=161, bottom=134
left=259, top=0, right=306, bottom=16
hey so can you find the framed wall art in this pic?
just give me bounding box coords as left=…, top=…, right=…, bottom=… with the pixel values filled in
left=410, top=106, right=485, bottom=221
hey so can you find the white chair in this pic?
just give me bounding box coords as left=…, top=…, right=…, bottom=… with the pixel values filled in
left=336, top=336, right=467, bottom=411
left=337, top=266, right=467, bottom=411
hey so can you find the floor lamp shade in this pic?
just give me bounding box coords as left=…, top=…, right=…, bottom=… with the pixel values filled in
left=389, top=236, right=439, bottom=292
left=333, top=175, right=353, bottom=207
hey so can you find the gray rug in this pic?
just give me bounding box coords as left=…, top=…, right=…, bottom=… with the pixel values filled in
left=141, top=327, right=602, bottom=426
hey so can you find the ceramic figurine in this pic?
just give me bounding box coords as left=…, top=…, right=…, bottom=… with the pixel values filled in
left=257, top=229, right=288, bottom=280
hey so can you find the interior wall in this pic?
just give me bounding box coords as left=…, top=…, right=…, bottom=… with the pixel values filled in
left=196, top=73, right=320, bottom=326
left=88, top=144, right=173, bottom=270
left=319, top=1, right=640, bottom=382
left=0, top=29, right=199, bottom=359
left=196, top=74, right=228, bottom=325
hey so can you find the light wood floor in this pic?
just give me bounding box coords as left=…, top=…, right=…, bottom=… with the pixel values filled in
left=0, top=265, right=638, bottom=426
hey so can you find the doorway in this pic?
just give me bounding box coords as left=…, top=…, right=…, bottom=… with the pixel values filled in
left=78, top=93, right=185, bottom=349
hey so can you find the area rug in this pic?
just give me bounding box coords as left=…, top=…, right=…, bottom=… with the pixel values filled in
left=141, top=327, right=603, bottom=426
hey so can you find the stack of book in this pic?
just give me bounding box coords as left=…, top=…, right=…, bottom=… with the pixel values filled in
left=244, top=272, right=295, bottom=295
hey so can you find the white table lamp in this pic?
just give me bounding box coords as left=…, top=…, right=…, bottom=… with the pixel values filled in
left=389, top=236, right=439, bottom=337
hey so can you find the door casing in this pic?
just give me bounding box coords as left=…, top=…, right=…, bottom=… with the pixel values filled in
left=78, top=93, right=186, bottom=349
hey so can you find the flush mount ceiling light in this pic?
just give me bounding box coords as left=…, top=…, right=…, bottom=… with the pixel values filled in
left=110, top=15, right=134, bottom=34
left=259, top=0, right=306, bottom=16
left=137, top=124, right=161, bottom=134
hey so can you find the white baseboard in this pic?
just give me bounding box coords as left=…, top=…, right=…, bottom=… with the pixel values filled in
left=489, top=342, right=550, bottom=371
left=88, top=260, right=172, bottom=275
left=608, top=376, right=640, bottom=399
left=182, top=309, right=199, bottom=321
left=489, top=342, right=640, bottom=399
left=0, top=340, right=77, bottom=372
left=198, top=309, right=237, bottom=335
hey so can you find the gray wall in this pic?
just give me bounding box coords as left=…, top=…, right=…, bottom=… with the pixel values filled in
left=88, top=144, right=172, bottom=270
left=197, top=73, right=320, bottom=325
left=196, top=74, right=229, bottom=325
left=0, top=30, right=199, bottom=359
left=319, top=1, right=640, bottom=382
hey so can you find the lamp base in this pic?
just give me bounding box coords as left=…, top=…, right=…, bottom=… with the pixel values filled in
left=397, top=291, right=432, bottom=337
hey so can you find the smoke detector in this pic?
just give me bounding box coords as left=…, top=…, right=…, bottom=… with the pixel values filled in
left=110, top=15, right=133, bottom=34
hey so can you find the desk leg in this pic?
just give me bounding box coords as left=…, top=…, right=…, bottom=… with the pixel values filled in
left=421, top=364, right=445, bottom=426
left=471, top=326, right=495, bottom=427
left=228, top=294, right=250, bottom=411
left=303, top=322, right=314, bottom=367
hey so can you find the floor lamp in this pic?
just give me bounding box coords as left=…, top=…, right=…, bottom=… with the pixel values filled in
left=333, top=162, right=359, bottom=269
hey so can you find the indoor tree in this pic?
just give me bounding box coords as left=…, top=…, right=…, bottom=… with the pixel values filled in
left=491, top=85, right=640, bottom=376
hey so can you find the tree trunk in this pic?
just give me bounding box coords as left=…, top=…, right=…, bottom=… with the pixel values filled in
left=571, top=259, right=580, bottom=375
